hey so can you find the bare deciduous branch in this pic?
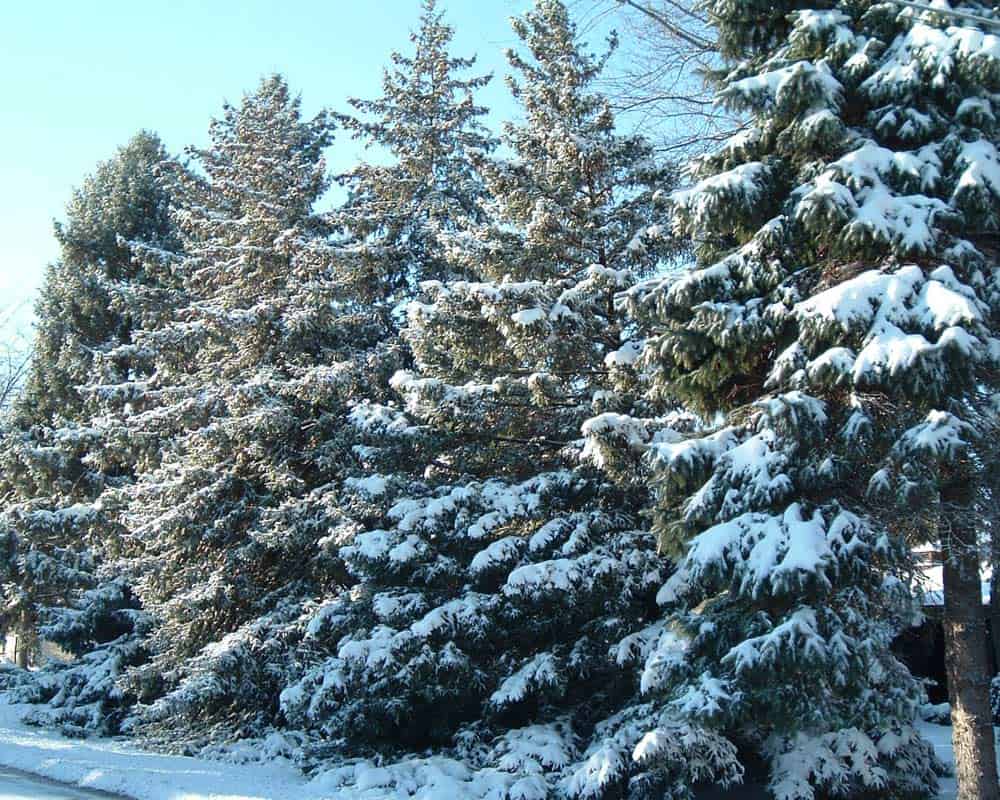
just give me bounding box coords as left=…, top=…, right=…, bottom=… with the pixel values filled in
left=572, top=0, right=742, bottom=160
left=0, top=302, right=32, bottom=413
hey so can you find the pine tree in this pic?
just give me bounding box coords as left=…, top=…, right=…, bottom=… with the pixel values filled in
left=407, top=0, right=681, bottom=479
left=13, top=132, right=176, bottom=427
left=90, top=76, right=400, bottom=744
left=461, top=1, right=676, bottom=280
left=277, top=5, right=726, bottom=797
left=584, top=2, right=1000, bottom=797
left=0, top=133, right=177, bottom=726
left=336, top=0, right=494, bottom=297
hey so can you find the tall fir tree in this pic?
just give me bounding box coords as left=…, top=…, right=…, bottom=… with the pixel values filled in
left=276, top=5, right=731, bottom=798
left=583, top=1, right=1000, bottom=797
left=0, top=132, right=178, bottom=731
left=455, top=0, right=675, bottom=285
left=90, top=76, right=399, bottom=744
left=412, top=0, right=680, bottom=479
left=336, top=0, right=494, bottom=297
left=13, top=131, right=177, bottom=428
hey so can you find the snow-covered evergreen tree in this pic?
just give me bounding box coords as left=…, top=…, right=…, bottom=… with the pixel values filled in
left=463, top=3, right=672, bottom=279
left=14, top=132, right=177, bottom=428
left=336, top=0, right=494, bottom=296
left=0, top=133, right=176, bottom=721
left=457, top=0, right=675, bottom=285
left=404, top=0, right=681, bottom=478
left=583, top=2, right=1000, bottom=797
left=89, top=76, right=400, bottom=744
left=277, top=5, right=733, bottom=797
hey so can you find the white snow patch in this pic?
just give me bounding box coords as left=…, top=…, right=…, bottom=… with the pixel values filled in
left=0, top=703, right=308, bottom=800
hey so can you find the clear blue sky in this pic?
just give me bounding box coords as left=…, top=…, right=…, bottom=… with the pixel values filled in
left=3, top=0, right=622, bottom=342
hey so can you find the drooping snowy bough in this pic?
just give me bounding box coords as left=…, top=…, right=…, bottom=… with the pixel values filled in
left=583, top=2, right=1000, bottom=798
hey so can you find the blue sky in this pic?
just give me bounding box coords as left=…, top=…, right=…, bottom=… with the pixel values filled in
left=2, top=0, right=621, bottom=342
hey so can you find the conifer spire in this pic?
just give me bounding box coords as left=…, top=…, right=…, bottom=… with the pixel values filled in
left=336, top=0, right=494, bottom=297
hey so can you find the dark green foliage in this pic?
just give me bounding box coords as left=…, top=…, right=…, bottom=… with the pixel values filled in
left=15, top=132, right=176, bottom=427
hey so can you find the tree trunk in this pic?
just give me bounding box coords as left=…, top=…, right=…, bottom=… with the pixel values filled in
left=991, top=558, right=1000, bottom=676
left=14, top=611, right=29, bottom=669
left=943, top=518, right=1000, bottom=800
left=14, top=638, right=28, bottom=669
left=988, top=475, right=1000, bottom=678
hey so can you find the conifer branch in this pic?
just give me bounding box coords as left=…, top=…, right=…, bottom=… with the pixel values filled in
left=892, top=0, right=1000, bottom=28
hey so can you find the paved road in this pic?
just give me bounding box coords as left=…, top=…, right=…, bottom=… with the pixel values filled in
left=0, top=767, right=125, bottom=800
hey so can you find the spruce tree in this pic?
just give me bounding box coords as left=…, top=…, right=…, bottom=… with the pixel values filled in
left=336, top=0, right=494, bottom=296
left=0, top=133, right=177, bottom=727
left=14, top=131, right=176, bottom=427
left=456, top=0, right=675, bottom=285
left=277, top=5, right=730, bottom=797
left=583, top=1, right=1000, bottom=797
left=93, top=76, right=398, bottom=744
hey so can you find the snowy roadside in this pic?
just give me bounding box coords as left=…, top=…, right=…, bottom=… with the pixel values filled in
left=0, top=701, right=979, bottom=800
left=0, top=704, right=311, bottom=800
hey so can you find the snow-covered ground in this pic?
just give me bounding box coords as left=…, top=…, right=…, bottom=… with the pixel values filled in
left=0, top=766, right=123, bottom=800
left=0, top=704, right=310, bottom=800
left=0, top=702, right=982, bottom=799
left=919, top=721, right=961, bottom=800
